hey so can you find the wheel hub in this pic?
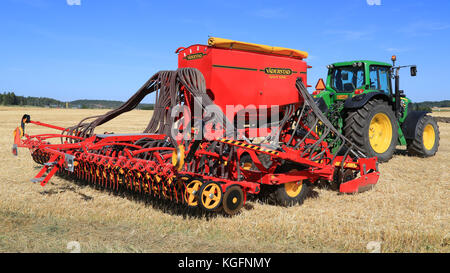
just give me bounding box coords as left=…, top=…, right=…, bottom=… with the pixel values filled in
left=423, top=124, right=435, bottom=151
left=369, top=113, right=393, bottom=154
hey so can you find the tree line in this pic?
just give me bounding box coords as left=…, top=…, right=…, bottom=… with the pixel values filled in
left=1, top=91, right=447, bottom=112
left=409, top=100, right=450, bottom=112
left=0, top=92, right=154, bottom=110
left=0, top=92, right=64, bottom=107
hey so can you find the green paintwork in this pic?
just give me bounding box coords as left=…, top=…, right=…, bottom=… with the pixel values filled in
left=313, top=60, right=414, bottom=148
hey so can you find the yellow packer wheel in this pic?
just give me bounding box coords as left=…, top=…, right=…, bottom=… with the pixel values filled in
left=198, top=182, right=223, bottom=211
left=274, top=180, right=310, bottom=207
left=184, top=178, right=203, bottom=207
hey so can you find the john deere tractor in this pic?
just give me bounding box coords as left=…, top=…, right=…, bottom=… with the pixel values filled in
left=313, top=56, right=439, bottom=162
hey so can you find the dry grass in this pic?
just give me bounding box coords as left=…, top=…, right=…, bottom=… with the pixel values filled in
left=0, top=106, right=448, bottom=253
left=431, top=110, right=450, bottom=118
left=432, top=108, right=450, bottom=116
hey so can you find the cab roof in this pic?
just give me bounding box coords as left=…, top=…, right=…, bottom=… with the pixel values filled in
left=331, top=60, right=392, bottom=67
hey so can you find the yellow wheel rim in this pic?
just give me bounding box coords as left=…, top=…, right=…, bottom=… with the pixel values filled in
left=200, top=183, right=222, bottom=210
left=369, top=113, right=393, bottom=154
left=285, top=181, right=303, bottom=198
left=184, top=179, right=202, bottom=206
left=171, top=145, right=185, bottom=171
left=423, top=124, right=435, bottom=150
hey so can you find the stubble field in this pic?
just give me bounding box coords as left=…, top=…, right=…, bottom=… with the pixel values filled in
left=0, top=106, right=448, bottom=253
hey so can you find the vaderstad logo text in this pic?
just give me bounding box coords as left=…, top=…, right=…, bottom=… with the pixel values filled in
left=185, top=53, right=206, bottom=60
left=264, top=67, right=292, bottom=75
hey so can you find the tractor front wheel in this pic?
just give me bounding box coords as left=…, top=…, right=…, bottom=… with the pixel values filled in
left=344, top=99, right=398, bottom=162
left=407, top=115, right=440, bottom=157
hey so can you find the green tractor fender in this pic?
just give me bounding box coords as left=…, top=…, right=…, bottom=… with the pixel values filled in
left=343, top=92, right=391, bottom=109
left=401, top=111, right=429, bottom=140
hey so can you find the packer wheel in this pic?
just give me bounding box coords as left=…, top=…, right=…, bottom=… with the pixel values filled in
left=273, top=180, right=310, bottom=206
left=198, top=182, right=223, bottom=211
left=184, top=178, right=203, bottom=207
left=222, top=185, right=245, bottom=215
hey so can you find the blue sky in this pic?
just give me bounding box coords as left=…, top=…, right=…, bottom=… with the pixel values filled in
left=1, top=0, right=449, bottom=103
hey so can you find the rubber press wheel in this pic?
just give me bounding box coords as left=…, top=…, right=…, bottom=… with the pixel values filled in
left=222, top=185, right=244, bottom=215
left=273, top=180, right=310, bottom=207
left=407, top=115, right=440, bottom=157
left=344, top=99, right=398, bottom=162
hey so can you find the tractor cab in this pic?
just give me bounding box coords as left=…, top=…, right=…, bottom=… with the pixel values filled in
left=314, top=60, right=395, bottom=101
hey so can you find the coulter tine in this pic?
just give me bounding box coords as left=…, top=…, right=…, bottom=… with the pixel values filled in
left=31, top=177, right=44, bottom=183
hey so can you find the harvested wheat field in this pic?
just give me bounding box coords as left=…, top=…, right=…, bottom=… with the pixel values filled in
left=0, top=106, right=448, bottom=253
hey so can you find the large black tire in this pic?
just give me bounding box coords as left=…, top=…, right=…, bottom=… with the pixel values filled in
left=407, top=115, right=440, bottom=157
left=264, top=180, right=310, bottom=207
left=344, top=99, right=398, bottom=162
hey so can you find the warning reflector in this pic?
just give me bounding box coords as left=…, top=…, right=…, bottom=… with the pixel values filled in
left=315, top=78, right=326, bottom=91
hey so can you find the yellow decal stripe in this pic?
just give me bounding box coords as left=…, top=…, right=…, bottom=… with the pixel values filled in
left=218, top=138, right=279, bottom=156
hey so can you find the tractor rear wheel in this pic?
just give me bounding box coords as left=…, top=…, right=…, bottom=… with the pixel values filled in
left=344, top=99, right=398, bottom=162
left=407, top=115, right=440, bottom=157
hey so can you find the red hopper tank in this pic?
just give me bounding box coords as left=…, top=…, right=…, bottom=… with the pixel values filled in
left=177, top=38, right=309, bottom=123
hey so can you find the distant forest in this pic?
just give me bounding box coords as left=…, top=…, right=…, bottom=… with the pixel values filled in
left=0, top=91, right=449, bottom=112
left=0, top=92, right=154, bottom=110
left=409, top=100, right=450, bottom=112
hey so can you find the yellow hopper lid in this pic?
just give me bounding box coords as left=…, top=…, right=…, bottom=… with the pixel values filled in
left=207, top=37, right=308, bottom=59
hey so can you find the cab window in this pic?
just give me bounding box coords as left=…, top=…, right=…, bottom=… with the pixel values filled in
left=331, top=66, right=365, bottom=93
left=369, top=65, right=391, bottom=94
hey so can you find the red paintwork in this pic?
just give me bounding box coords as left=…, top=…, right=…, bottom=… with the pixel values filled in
left=339, top=172, right=379, bottom=193
left=12, top=42, right=380, bottom=208
left=178, top=44, right=308, bottom=122
left=14, top=117, right=379, bottom=198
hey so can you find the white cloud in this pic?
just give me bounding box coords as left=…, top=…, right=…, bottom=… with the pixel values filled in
left=366, top=0, right=381, bottom=6
left=66, top=0, right=81, bottom=6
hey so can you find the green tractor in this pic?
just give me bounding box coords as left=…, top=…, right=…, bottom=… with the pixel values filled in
left=312, top=56, right=439, bottom=162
